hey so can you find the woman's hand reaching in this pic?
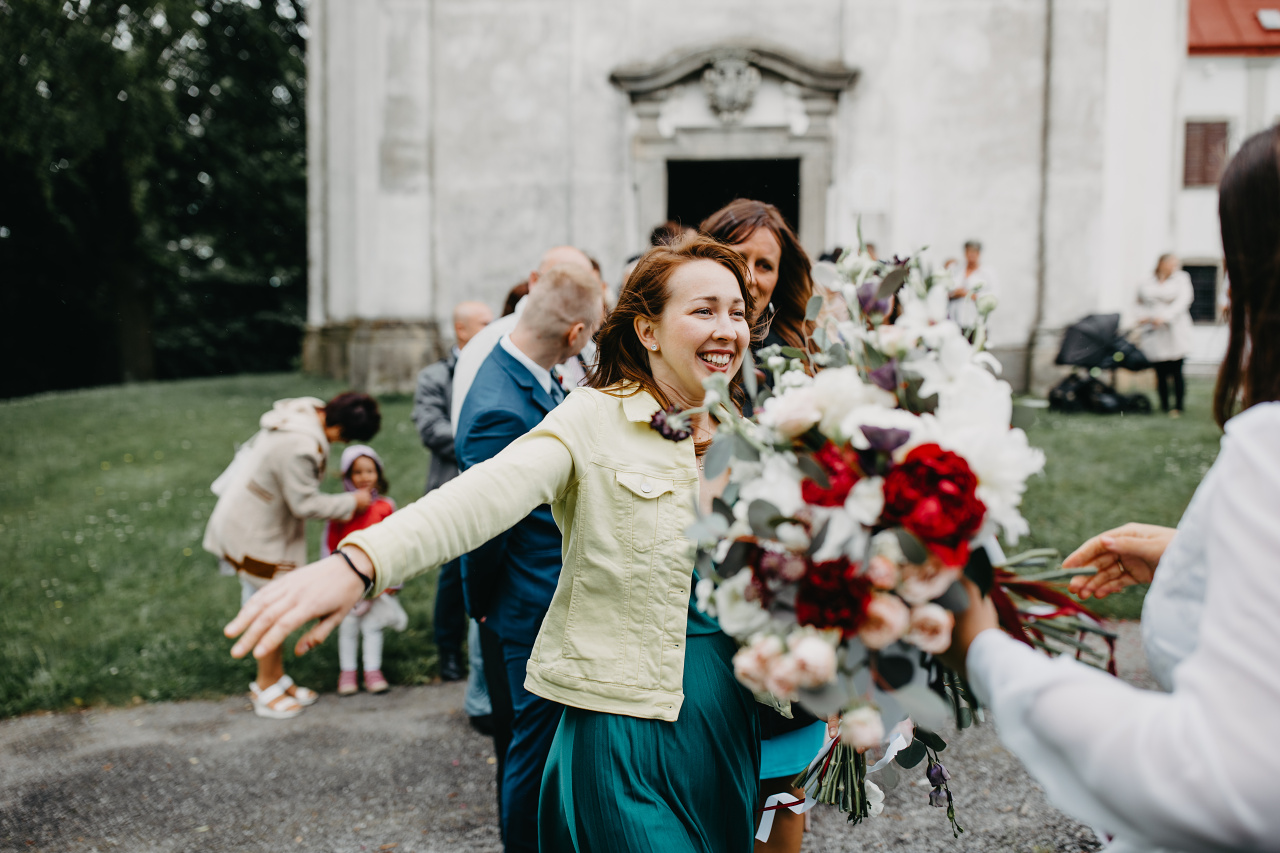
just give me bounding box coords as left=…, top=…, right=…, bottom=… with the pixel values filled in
left=224, top=549, right=373, bottom=659
left=1063, top=523, right=1176, bottom=600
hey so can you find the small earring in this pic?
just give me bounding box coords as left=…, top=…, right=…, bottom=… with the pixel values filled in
left=651, top=344, right=658, bottom=351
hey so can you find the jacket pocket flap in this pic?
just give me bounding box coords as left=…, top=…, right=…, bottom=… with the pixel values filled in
left=615, top=470, right=675, bottom=500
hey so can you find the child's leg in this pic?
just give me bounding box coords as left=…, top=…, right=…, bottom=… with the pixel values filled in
left=338, top=612, right=361, bottom=672
left=361, top=621, right=384, bottom=673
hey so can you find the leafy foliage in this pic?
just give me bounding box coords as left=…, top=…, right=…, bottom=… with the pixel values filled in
left=0, top=0, right=308, bottom=398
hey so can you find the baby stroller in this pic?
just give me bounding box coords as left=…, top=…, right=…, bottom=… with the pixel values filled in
left=1049, top=314, right=1153, bottom=414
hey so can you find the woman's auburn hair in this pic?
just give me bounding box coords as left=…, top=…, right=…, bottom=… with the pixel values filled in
left=588, top=235, right=753, bottom=410
left=699, top=198, right=815, bottom=352
left=1215, top=125, right=1280, bottom=427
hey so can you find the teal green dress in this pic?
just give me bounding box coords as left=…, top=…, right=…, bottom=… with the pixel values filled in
left=537, top=577, right=761, bottom=852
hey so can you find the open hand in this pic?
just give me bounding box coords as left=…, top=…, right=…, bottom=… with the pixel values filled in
left=940, top=577, right=999, bottom=679
left=224, top=550, right=372, bottom=659
left=1064, top=522, right=1175, bottom=600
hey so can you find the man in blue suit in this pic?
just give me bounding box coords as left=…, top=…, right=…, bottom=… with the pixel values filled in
left=456, top=262, right=605, bottom=852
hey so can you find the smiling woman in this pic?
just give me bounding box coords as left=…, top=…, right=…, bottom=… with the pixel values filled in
left=224, top=236, right=768, bottom=852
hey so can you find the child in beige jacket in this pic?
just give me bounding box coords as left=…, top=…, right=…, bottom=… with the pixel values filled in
left=204, top=392, right=380, bottom=718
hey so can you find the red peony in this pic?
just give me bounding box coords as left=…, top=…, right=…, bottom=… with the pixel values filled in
left=881, top=443, right=986, bottom=567
left=800, top=442, right=862, bottom=507
left=795, top=558, right=873, bottom=639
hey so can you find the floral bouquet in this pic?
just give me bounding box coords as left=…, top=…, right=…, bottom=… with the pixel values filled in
left=666, top=241, right=1115, bottom=835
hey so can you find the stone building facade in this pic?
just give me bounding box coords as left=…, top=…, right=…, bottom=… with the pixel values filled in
left=303, top=0, right=1189, bottom=394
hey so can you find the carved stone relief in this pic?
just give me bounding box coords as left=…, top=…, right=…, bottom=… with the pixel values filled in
left=701, top=57, right=763, bottom=123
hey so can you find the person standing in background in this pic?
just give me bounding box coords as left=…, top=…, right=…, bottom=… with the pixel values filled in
left=948, top=239, right=997, bottom=333
left=450, top=246, right=596, bottom=432
left=1135, top=253, right=1195, bottom=418
left=412, top=300, right=493, bottom=685
left=457, top=264, right=605, bottom=851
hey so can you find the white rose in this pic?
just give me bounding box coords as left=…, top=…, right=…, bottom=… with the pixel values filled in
left=905, top=603, right=955, bottom=655
left=758, top=387, right=822, bottom=440
left=787, top=634, right=837, bottom=687
left=738, top=454, right=806, bottom=518
left=844, top=476, right=885, bottom=526
left=712, top=571, right=772, bottom=638
left=841, top=705, right=885, bottom=750
left=811, top=366, right=896, bottom=440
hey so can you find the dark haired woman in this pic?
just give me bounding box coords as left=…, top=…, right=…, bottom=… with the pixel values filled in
left=226, top=237, right=762, bottom=850
left=700, top=199, right=815, bottom=354
left=204, top=391, right=381, bottom=719
left=947, top=127, right=1280, bottom=851
left=702, top=199, right=826, bottom=853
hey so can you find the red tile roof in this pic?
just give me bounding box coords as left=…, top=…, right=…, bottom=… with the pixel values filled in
left=1190, top=0, right=1280, bottom=54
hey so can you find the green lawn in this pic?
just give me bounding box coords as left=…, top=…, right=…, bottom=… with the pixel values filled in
left=0, top=372, right=1220, bottom=716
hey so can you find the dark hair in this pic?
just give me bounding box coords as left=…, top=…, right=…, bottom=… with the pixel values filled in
left=588, top=236, right=753, bottom=428
left=325, top=392, right=381, bottom=442
left=1215, top=126, right=1280, bottom=427
left=502, top=281, right=529, bottom=317
left=649, top=221, right=688, bottom=247
left=963, top=239, right=983, bottom=252
left=699, top=199, right=814, bottom=352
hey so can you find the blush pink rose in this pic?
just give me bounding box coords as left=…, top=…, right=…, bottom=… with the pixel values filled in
left=732, top=634, right=783, bottom=693
left=788, top=635, right=837, bottom=688
left=764, top=654, right=803, bottom=700
left=841, top=705, right=885, bottom=751
left=896, top=557, right=962, bottom=605
left=858, top=592, right=910, bottom=650
left=864, top=555, right=900, bottom=590
left=905, top=603, right=955, bottom=654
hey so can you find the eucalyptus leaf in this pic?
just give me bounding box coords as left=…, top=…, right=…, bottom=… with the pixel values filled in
left=893, top=528, right=929, bottom=565
left=895, top=739, right=926, bottom=769
left=805, top=293, right=825, bottom=322
left=703, top=433, right=734, bottom=480
left=796, top=454, right=830, bottom=489
left=876, top=266, right=909, bottom=299
left=717, top=540, right=753, bottom=578
left=812, top=326, right=830, bottom=352
left=877, top=762, right=901, bottom=789
left=877, top=655, right=915, bottom=689
left=711, top=497, right=735, bottom=524
left=957, top=706, right=974, bottom=729
left=721, top=481, right=739, bottom=507
left=891, top=683, right=950, bottom=731
left=733, top=433, right=761, bottom=462
left=741, top=347, right=758, bottom=402
left=914, top=727, right=948, bottom=752
left=807, top=517, right=830, bottom=558
left=964, top=545, right=995, bottom=596
left=747, top=499, right=782, bottom=539
left=825, top=346, right=850, bottom=367
left=778, top=346, right=807, bottom=359
left=795, top=680, right=848, bottom=719
left=934, top=580, right=970, bottom=614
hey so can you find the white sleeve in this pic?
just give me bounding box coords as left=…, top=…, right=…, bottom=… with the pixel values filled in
left=967, top=404, right=1280, bottom=852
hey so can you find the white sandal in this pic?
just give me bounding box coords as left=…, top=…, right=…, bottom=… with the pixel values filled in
left=277, top=674, right=319, bottom=706
left=250, top=679, right=304, bottom=719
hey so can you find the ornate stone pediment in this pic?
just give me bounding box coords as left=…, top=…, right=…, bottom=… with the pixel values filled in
left=611, top=44, right=857, bottom=112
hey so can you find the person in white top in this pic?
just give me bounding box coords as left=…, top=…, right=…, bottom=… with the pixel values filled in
left=948, top=126, right=1280, bottom=853
left=947, top=239, right=997, bottom=332
left=450, top=245, right=595, bottom=432
left=1133, top=254, right=1195, bottom=417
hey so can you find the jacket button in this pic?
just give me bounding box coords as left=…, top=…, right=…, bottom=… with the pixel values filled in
left=641, top=480, right=653, bottom=493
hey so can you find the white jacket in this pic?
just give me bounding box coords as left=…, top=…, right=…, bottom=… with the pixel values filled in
left=202, top=397, right=357, bottom=569
left=1134, top=271, right=1194, bottom=363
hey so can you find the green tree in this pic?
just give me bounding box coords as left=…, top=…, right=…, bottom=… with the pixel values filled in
left=0, top=0, right=307, bottom=398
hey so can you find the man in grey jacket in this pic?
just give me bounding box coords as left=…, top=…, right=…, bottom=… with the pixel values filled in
left=412, top=300, right=492, bottom=682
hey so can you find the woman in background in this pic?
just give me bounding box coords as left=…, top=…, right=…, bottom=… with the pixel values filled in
left=702, top=198, right=825, bottom=853
left=1134, top=253, right=1194, bottom=417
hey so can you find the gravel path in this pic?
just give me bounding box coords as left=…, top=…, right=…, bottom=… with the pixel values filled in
left=0, top=623, right=1151, bottom=852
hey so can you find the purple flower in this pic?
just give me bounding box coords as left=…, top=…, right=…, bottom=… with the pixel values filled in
left=857, top=281, right=892, bottom=317
left=927, top=762, right=951, bottom=787
left=860, top=425, right=911, bottom=454
left=649, top=407, right=692, bottom=441
left=929, top=787, right=950, bottom=808
left=867, top=361, right=898, bottom=393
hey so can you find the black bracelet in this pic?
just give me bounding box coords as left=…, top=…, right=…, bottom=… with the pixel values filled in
left=335, top=549, right=373, bottom=593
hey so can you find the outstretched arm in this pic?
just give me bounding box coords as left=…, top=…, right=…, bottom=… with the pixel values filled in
left=225, top=391, right=595, bottom=660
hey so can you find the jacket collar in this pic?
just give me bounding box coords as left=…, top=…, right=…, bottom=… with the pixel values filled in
left=620, top=387, right=662, bottom=423
left=493, top=345, right=560, bottom=415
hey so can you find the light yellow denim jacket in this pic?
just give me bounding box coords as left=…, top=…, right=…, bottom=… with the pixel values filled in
left=342, top=385, right=706, bottom=722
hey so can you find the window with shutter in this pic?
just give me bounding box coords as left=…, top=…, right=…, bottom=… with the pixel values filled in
left=1184, top=122, right=1229, bottom=187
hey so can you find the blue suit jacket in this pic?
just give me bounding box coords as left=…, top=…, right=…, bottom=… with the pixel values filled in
left=456, top=344, right=564, bottom=646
